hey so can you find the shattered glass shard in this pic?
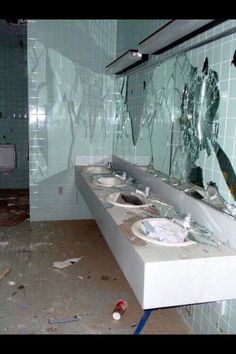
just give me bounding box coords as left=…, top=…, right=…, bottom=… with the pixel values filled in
left=177, top=56, right=220, bottom=180
left=213, top=142, right=236, bottom=200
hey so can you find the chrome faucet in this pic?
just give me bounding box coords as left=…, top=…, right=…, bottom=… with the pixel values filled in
left=145, top=186, right=151, bottom=197
left=107, top=161, right=112, bottom=169
left=115, top=171, right=127, bottom=180
left=136, top=186, right=150, bottom=198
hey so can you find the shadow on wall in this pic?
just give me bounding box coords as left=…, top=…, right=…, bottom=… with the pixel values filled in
left=29, top=46, right=113, bottom=174
left=28, top=20, right=116, bottom=199
left=30, top=166, right=92, bottom=221
left=125, top=67, right=155, bottom=146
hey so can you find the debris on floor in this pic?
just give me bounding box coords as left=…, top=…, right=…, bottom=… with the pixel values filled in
left=53, top=257, right=83, bottom=269
left=19, top=303, right=29, bottom=310
left=11, top=284, right=25, bottom=297
left=0, top=241, right=8, bottom=247
left=0, top=189, right=29, bottom=226
left=8, top=281, right=16, bottom=286
left=15, top=247, right=31, bottom=253
left=0, top=267, right=11, bottom=281
left=112, top=300, right=128, bottom=320
left=29, top=242, right=53, bottom=250
left=48, top=315, right=82, bottom=325
left=0, top=219, right=193, bottom=334
left=131, top=323, right=137, bottom=327
left=46, top=326, right=57, bottom=333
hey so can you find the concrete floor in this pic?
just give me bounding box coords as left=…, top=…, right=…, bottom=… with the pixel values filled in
left=0, top=219, right=193, bottom=334
left=0, top=189, right=29, bottom=226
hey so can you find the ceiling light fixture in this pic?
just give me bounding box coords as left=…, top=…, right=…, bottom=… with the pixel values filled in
left=138, top=20, right=219, bottom=55
left=106, top=50, right=145, bottom=75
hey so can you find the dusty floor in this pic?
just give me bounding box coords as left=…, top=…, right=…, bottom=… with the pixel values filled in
left=0, top=189, right=29, bottom=226
left=0, top=218, right=193, bottom=334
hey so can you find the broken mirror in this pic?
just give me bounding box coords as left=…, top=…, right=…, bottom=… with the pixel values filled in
left=113, top=47, right=236, bottom=218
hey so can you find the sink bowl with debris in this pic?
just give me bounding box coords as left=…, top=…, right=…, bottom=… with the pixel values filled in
left=106, top=192, right=153, bottom=208
left=94, top=177, right=127, bottom=188
left=84, top=166, right=111, bottom=174
left=131, top=218, right=196, bottom=247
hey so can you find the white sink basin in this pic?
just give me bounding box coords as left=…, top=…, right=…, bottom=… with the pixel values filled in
left=94, top=177, right=127, bottom=188
left=131, top=218, right=196, bottom=247
left=106, top=192, right=153, bottom=208
left=84, top=166, right=111, bottom=174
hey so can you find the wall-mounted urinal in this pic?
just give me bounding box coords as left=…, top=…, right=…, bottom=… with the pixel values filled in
left=0, top=144, right=16, bottom=176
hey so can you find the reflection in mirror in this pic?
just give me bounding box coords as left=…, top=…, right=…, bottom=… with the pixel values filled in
left=125, top=71, right=153, bottom=146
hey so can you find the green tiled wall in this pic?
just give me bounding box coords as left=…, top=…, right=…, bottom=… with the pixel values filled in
left=0, top=119, right=29, bottom=188
left=117, top=20, right=169, bottom=56
left=27, top=20, right=117, bottom=221
left=0, top=20, right=28, bottom=188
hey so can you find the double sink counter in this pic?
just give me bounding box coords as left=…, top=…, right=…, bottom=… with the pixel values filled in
left=75, top=160, right=236, bottom=309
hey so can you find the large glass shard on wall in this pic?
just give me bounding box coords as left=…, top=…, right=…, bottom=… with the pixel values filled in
left=171, top=56, right=220, bottom=184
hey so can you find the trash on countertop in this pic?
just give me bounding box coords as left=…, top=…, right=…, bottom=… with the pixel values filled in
left=103, top=202, right=113, bottom=209
left=53, top=257, right=83, bottom=269
left=130, top=236, right=136, bottom=242
left=140, top=218, right=187, bottom=243
left=141, top=220, right=154, bottom=234
left=0, top=267, right=11, bottom=281
left=152, top=200, right=177, bottom=218
left=172, top=213, right=191, bottom=229
left=187, top=231, right=220, bottom=248
left=112, top=300, right=128, bottom=320
left=48, top=315, right=82, bottom=325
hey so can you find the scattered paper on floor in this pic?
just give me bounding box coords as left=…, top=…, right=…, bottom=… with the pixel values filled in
left=53, top=257, right=83, bottom=269
left=0, top=267, right=11, bottom=281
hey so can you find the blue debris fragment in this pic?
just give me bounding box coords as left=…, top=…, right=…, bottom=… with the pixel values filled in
left=48, top=315, right=82, bottom=325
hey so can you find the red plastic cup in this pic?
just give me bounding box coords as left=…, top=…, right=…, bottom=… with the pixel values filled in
left=112, top=300, right=128, bottom=320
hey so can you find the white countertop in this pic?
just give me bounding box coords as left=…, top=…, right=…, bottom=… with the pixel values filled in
left=75, top=165, right=236, bottom=309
